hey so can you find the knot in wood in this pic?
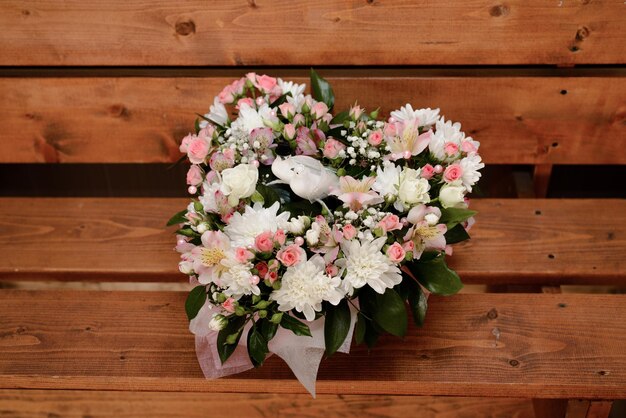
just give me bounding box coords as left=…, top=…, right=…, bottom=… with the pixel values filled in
left=489, top=4, right=509, bottom=17
left=576, top=26, right=590, bottom=42
left=487, top=308, right=498, bottom=320
left=175, top=20, right=196, bottom=36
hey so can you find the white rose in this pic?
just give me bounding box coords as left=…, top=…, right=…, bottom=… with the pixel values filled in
left=439, top=181, right=467, bottom=208
left=397, top=168, right=430, bottom=210
left=220, top=164, right=259, bottom=206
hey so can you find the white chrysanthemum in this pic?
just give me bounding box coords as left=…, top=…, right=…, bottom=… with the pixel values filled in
left=429, top=117, right=465, bottom=161
left=231, top=102, right=265, bottom=133
left=224, top=202, right=290, bottom=247
left=391, top=104, right=440, bottom=127
left=338, top=238, right=402, bottom=296
left=459, top=154, right=485, bottom=192
left=201, top=96, right=228, bottom=128
left=220, top=257, right=259, bottom=298
left=372, top=160, right=400, bottom=198
left=271, top=255, right=343, bottom=321
left=278, top=78, right=306, bottom=98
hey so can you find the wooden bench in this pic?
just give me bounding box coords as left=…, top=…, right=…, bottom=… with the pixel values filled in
left=1, top=1, right=625, bottom=417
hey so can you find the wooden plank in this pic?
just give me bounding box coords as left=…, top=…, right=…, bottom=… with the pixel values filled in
left=0, top=390, right=535, bottom=418
left=0, top=1, right=624, bottom=66
left=0, top=291, right=625, bottom=398
left=0, top=198, right=624, bottom=284
left=0, top=76, right=625, bottom=164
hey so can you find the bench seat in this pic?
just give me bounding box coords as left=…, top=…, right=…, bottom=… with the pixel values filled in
left=1, top=290, right=624, bottom=399
left=0, top=198, right=623, bottom=285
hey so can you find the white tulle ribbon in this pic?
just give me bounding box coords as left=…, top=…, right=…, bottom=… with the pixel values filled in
left=190, top=301, right=357, bottom=397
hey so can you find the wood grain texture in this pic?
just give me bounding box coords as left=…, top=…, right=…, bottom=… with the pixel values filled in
left=0, top=291, right=625, bottom=398
left=0, top=390, right=535, bottom=418
left=0, top=198, right=623, bottom=284
left=0, top=1, right=624, bottom=66
left=1, top=76, right=625, bottom=164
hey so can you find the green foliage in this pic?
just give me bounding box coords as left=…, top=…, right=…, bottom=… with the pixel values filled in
left=247, top=326, right=269, bottom=367
left=280, top=314, right=312, bottom=337
left=444, top=223, right=471, bottom=244
left=439, top=207, right=477, bottom=228
left=185, top=285, right=206, bottom=320
left=217, top=315, right=247, bottom=364
left=166, top=209, right=188, bottom=226
left=310, top=68, right=335, bottom=110
left=406, top=253, right=463, bottom=296
left=372, top=288, right=408, bottom=337
left=324, top=299, right=351, bottom=356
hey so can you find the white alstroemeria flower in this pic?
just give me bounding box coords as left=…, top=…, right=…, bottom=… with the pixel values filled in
left=271, top=255, right=344, bottom=321
left=391, top=104, right=440, bottom=128
left=201, top=96, right=228, bottom=128
left=220, top=163, right=259, bottom=206
left=372, top=160, right=401, bottom=198
left=337, top=237, right=403, bottom=296
left=224, top=202, right=290, bottom=247
left=271, top=155, right=339, bottom=201
left=459, top=154, right=485, bottom=192
left=278, top=78, right=306, bottom=99
left=286, top=93, right=306, bottom=113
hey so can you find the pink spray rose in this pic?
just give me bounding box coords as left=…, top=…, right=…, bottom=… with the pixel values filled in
left=386, top=242, right=406, bottom=263
left=378, top=214, right=402, bottom=233
left=443, top=164, right=463, bottom=183
left=187, top=136, right=211, bottom=164
left=342, top=224, right=357, bottom=240
left=323, top=138, right=346, bottom=159
left=421, top=164, right=435, bottom=179
left=276, top=244, right=305, bottom=267
left=255, top=231, right=275, bottom=253
left=186, top=165, right=204, bottom=186
left=368, top=130, right=383, bottom=146
left=222, top=298, right=236, bottom=313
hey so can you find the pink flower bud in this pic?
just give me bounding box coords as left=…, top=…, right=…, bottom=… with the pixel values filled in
left=421, top=164, right=435, bottom=179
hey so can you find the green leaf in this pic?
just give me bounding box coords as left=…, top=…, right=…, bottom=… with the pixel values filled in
left=439, top=207, right=477, bottom=228
left=281, top=200, right=322, bottom=217
left=444, top=223, right=471, bottom=245
left=363, top=318, right=380, bottom=349
left=217, top=315, right=247, bottom=364
left=247, top=327, right=269, bottom=367
left=166, top=209, right=188, bottom=227
left=407, top=281, right=428, bottom=327
left=175, top=227, right=199, bottom=238
left=280, top=313, right=312, bottom=337
left=324, top=299, right=351, bottom=356
left=310, top=68, right=335, bottom=110
left=354, top=313, right=366, bottom=345
left=407, top=254, right=463, bottom=296
left=331, top=110, right=350, bottom=125
left=270, top=93, right=290, bottom=108
left=372, top=288, right=408, bottom=337
left=256, top=183, right=281, bottom=207
left=259, top=318, right=279, bottom=342
left=185, top=285, right=206, bottom=320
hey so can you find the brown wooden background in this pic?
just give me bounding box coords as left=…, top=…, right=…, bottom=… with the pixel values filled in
left=0, top=0, right=624, bottom=199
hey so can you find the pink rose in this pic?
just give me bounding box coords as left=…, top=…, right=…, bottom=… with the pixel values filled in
left=267, top=271, right=278, bottom=284
left=222, top=298, right=236, bottom=313
left=444, top=142, right=459, bottom=156
left=274, top=229, right=286, bottom=246
left=461, top=140, right=477, bottom=154
left=256, top=75, right=277, bottom=93
left=386, top=242, right=406, bottom=263
left=187, top=136, right=211, bottom=164
left=255, top=262, right=268, bottom=278
left=276, top=244, right=304, bottom=266
left=311, top=102, right=329, bottom=119
left=383, top=122, right=398, bottom=137
left=342, top=224, right=357, bottom=240
left=218, top=85, right=235, bottom=104
left=293, top=113, right=305, bottom=127
left=326, top=264, right=339, bottom=276
left=186, top=165, right=204, bottom=186
left=235, top=247, right=254, bottom=263
left=268, top=259, right=280, bottom=271
left=323, top=138, right=346, bottom=159
left=279, top=102, right=295, bottom=119
left=443, top=164, right=463, bottom=183
left=368, top=130, right=383, bottom=146
left=349, top=105, right=364, bottom=120
left=255, top=231, right=274, bottom=253
left=236, top=97, right=254, bottom=110
left=402, top=240, right=415, bottom=252
left=378, top=214, right=402, bottom=233
left=283, top=123, right=296, bottom=140
left=421, top=164, right=435, bottom=179
left=179, top=134, right=194, bottom=153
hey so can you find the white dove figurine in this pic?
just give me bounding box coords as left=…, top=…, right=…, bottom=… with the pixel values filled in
left=270, top=156, right=339, bottom=201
